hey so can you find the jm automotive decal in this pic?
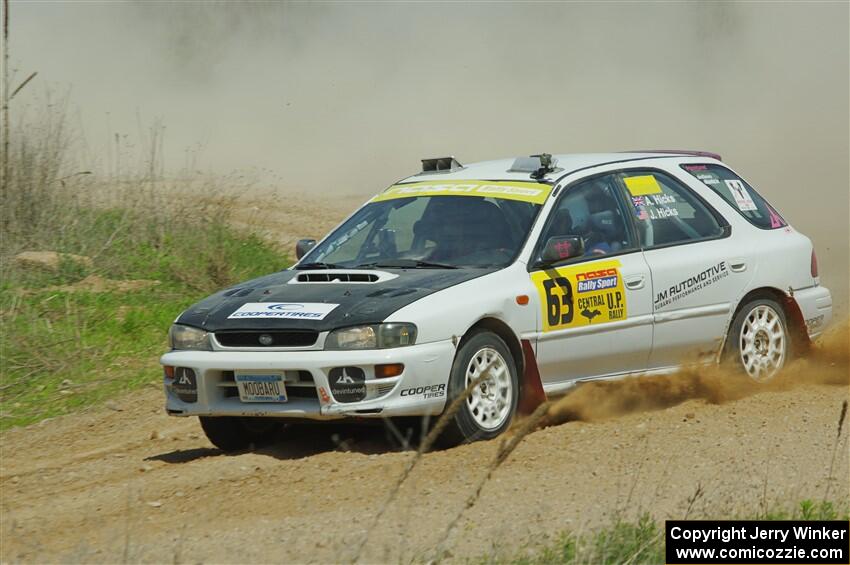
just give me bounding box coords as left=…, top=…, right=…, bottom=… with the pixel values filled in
left=531, top=260, right=627, bottom=332
left=228, top=302, right=339, bottom=320
left=654, top=262, right=729, bottom=310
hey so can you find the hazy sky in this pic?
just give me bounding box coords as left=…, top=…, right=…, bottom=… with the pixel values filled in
left=8, top=1, right=849, bottom=306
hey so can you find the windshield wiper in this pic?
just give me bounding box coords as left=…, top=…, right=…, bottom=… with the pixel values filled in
left=356, top=259, right=459, bottom=270
left=294, top=262, right=341, bottom=270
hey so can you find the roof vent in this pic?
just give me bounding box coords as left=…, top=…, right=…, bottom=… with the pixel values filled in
left=508, top=153, right=561, bottom=179
left=421, top=156, right=463, bottom=173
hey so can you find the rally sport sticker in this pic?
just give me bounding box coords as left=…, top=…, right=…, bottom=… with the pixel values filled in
left=227, top=302, right=339, bottom=320
left=531, top=260, right=627, bottom=332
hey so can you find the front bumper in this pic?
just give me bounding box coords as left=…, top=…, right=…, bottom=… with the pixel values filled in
left=793, top=284, right=833, bottom=339
left=159, top=340, right=456, bottom=419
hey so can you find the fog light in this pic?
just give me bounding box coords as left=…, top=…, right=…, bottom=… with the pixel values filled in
left=375, top=363, right=404, bottom=378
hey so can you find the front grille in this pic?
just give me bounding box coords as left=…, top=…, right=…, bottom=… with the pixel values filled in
left=216, top=330, right=318, bottom=348
left=288, top=387, right=318, bottom=400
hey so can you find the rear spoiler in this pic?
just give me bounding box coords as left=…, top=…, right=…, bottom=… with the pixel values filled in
left=624, top=149, right=722, bottom=161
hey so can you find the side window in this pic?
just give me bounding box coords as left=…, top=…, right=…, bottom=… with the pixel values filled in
left=621, top=170, right=725, bottom=248
left=537, top=173, right=636, bottom=262
left=681, top=164, right=787, bottom=230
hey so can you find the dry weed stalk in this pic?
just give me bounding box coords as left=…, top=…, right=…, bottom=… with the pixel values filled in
left=823, top=399, right=848, bottom=502
left=433, top=400, right=552, bottom=562
left=2, top=0, right=9, bottom=192
left=349, top=355, right=500, bottom=564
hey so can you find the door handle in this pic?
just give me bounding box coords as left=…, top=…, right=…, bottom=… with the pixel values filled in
left=729, top=259, right=747, bottom=273
left=625, top=275, right=645, bottom=290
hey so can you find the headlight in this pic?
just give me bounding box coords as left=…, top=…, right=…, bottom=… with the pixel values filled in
left=169, top=324, right=211, bottom=351
left=325, top=323, right=417, bottom=350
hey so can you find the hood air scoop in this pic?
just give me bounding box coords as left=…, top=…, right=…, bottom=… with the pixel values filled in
left=291, top=270, right=398, bottom=284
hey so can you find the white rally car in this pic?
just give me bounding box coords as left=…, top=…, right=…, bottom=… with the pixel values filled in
left=161, top=151, right=833, bottom=450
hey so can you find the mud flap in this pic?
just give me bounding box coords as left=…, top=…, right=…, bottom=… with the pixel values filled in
left=783, top=293, right=811, bottom=354
left=518, top=339, right=547, bottom=415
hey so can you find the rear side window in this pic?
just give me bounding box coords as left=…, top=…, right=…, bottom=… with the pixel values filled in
left=681, top=164, right=787, bottom=230
left=620, top=170, right=726, bottom=248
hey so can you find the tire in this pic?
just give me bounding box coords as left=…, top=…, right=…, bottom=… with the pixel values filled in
left=198, top=416, right=281, bottom=452
left=725, top=298, right=791, bottom=382
left=439, top=330, right=519, bottom=447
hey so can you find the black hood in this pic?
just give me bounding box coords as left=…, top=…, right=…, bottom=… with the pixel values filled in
left=176, top=268, right=491, bottom=332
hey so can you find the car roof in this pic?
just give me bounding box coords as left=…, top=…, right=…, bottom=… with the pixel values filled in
left=398, top=152, right=720, bottom=185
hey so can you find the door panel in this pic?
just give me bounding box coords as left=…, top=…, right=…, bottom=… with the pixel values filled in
left=531, top=252, right=654, bottom=385
left=528, top=172, right=654, bottom=386
left=645, top=239, right=753, bottom=367
left=618, top=168, right=755, bottom=367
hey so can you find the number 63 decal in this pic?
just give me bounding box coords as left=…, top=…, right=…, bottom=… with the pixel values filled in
left=542, top=277, right=573, bottom=327
left=531, top=259, right=628, bottom=332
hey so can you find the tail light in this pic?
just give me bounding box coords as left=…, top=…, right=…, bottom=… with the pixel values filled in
left=811, top=249, right=819, bottom=278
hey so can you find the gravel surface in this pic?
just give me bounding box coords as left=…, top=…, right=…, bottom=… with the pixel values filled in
left=2, top=194, right=847, bottom=563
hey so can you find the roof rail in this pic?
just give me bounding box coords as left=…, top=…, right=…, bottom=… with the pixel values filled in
left=420, top=156, right=463, bottom=173
left=624, top=149, right=722, bottom=161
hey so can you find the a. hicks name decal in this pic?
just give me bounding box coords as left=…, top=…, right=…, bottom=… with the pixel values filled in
left=654, top=261, right=729, bottom=310
left=372, top=180, right=553, bottom=205
left=531, top=260, right=627, bottom=332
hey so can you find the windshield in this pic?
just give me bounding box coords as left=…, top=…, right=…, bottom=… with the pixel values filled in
left=301, top=195, right=542, bottom=269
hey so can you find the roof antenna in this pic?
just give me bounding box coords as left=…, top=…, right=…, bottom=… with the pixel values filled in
left=530, top=153, right=554, bottom=180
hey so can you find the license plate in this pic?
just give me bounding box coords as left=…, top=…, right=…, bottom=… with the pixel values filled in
left=234, top=373, right=287, bottom=403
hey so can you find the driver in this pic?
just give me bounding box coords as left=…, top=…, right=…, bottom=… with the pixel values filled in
left=422, top=198, right=510, bottom=263
left=549, top=197, right=611, bottom=256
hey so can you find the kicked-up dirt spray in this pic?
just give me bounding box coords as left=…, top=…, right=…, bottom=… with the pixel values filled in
left=545, top=321, right=849, bottom=426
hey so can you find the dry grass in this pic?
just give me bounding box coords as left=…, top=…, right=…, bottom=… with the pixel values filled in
left=0, top=92, right=278, bottom=293
left=0, top=93, right=288, bottom=429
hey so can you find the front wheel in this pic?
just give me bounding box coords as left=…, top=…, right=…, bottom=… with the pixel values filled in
left=439, top=331, right=519, bottom=447
left=726, top=298, right=790, bottom=382
left=198, top=416, right=281, bottom=452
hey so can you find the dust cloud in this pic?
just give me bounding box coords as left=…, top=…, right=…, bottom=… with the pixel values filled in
left=545, top=321, right=850, bottom=426
left=9, top=2, right=849, bottom=311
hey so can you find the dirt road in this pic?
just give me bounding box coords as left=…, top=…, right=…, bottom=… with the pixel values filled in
left=2, top=193, right=848, bottom=563
left=2, top=326, right=847, bottom=563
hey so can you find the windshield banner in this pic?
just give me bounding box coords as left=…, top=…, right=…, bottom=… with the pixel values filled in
left=372, top=180, right=553, bottom=205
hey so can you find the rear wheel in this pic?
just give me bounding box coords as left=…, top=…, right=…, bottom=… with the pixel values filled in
left=198, top=416, right=280, bottom=452
left=439, top=331, right=519, bottom=446
left=726, top=298, right=790, bottom=382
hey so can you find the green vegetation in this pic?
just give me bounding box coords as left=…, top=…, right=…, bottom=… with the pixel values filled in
left=505, top=514, right=663, bottom=565
left=484, top=501, right=848, bottom=564
left=0, top=98, right=289, bottom=430
left=0, top=209, right=288, bottom=430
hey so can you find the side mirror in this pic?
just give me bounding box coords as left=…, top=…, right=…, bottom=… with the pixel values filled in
left=540, top=235, right=584, bottom=265
left=295, top=238, right=317, bottom=260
